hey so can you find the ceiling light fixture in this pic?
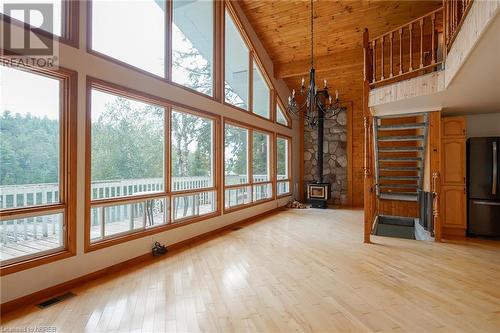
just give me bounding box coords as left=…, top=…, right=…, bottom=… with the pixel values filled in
left=286, top=0, right=346, bottom=129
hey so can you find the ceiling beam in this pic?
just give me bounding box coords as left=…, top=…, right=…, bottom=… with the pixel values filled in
left=275, top=48, right=363, bottom=79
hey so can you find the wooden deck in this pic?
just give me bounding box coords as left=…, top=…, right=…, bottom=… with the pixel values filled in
left=1, top=205, right=214, bottom=262
left=2, top=208, right=500, bottom=332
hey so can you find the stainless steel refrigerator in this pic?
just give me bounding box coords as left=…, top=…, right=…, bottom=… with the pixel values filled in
left=467, top=137, right=500, bottom=237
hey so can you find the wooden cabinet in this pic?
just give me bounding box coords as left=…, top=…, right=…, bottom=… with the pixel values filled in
left=441, top=185, right=466, bottom=229
left=441, top=139, right=466, bottom=184
left=441, top=117, right=466, bottom=138
left=440, top=116, right=467, bottom=236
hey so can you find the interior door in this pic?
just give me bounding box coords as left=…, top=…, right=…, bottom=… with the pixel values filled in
left=468, top=138, right=500, bottom=200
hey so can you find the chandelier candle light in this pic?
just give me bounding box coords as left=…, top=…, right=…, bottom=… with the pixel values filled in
left=287, top=0, right=347, bottom=208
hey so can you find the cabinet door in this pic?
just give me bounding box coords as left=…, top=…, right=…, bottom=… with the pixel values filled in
left=442, top=139, right=466, bottom=184
left=442, top=117, right=466, bottom=138
left=441, top=185, right=466, bottom=229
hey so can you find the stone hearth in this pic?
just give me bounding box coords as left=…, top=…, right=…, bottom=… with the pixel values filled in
left=303, top=110, right=348, bottom=205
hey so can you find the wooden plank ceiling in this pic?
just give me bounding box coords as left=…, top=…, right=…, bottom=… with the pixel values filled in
left=238, top=0, right=442, bottom=88
left=239, top=0, right=442, bottom=207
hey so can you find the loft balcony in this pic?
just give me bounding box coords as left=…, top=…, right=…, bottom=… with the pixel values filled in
left=364, top=0, right=500, bottom=116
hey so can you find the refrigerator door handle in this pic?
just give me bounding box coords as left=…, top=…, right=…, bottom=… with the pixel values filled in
left=493, top=141, right=497, bottom=195
left=473, top=201, right=500, bottom=206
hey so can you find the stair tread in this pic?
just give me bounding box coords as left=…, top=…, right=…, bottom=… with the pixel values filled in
left=378, top=123, right=426, bottom=130
left=379, top=193, right=418, bottom=202
left=379, top=146, right=424, bottom=152
left=380, top=176, right=420, bottom=180
left=378, top=135, right=425, bottom=141
left=380, top=167, right=421, bottom=171
left=379, top=184, right=419, bottom=188
left=379, top=157, right=422, bottom=161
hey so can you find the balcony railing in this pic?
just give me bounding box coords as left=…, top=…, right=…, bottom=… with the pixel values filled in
left=445, top=0, right=474, bottom=50
left=365, top=7, right=445, bottom=87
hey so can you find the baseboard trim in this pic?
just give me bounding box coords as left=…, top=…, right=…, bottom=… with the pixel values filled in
left=1, top=207, right=282, bottom=314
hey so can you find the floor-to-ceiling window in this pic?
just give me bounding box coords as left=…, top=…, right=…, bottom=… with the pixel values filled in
left=0, top=65, right=76, bottom=271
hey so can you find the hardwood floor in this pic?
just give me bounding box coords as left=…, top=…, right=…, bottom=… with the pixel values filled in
left=2, top=208, right=500, bottom=332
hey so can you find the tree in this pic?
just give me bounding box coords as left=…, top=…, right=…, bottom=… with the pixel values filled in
left=0, top=111, right=59, bottom=186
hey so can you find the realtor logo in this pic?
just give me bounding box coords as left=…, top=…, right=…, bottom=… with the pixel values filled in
left=1, top=3, right=58, bottom=68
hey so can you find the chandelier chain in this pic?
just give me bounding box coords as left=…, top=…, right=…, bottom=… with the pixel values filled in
left=310, top=0, right=314, bottom=68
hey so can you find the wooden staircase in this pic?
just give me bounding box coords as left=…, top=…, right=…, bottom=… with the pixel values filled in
left=373, top=113, right=428, bottom=203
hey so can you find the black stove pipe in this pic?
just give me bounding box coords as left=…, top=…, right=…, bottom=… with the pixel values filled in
left=317, top=104, right=324, bottom=183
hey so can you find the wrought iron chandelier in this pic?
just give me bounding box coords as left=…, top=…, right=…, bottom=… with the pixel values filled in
left=286, top=0, right=346, bottom=128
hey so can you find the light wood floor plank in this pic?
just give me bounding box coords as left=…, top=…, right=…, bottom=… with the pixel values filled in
left=2, top=208, right=500, bottom=332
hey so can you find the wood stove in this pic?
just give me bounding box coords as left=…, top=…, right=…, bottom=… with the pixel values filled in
left=307, top=183, right=331, bottom=208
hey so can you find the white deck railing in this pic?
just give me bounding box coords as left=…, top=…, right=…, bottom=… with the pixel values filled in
left=0, top=175, right=271, bottom=251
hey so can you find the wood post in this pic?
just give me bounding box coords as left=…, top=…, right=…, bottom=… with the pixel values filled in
left=381, top=36, right=385, bottom=80
left=399, top=28, right=403, bottom=75
left=420, top=18, right=424, bottom=68
left=431, top=13, right=436, bottom=64
left=409, top=23, right=413, bottom=71
left=363, top=28, right=373, bottom=243
left=389, top=32, right=393, bottom=78
left=372, top=39, right=376, bottom=83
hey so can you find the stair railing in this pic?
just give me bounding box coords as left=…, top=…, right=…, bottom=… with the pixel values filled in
left=366, top=7, right=444, bottom=87
left=445, top=0, right=474, bottom=51
left=432, top=171, right=441, bottom=241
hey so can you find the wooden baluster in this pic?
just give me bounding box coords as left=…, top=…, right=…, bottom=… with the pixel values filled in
left=399, top=28, right=403, bottom=74
left=409, top=23, right=413, bottom=71
left=420, top=18, right=424, bottom=68
left=431, top=12, right=436, bottom=64
left=372, top=40, right=376, bottom=83
left=389, top=32, right=393, bottom=78
left=381, top=36, right=385, bottom=80
left=453, top=0, right=457, bottom=32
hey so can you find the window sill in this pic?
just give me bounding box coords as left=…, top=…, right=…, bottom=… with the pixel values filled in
left=85, top=211, right=221, bottom=253
left=0, top=248, right=75, bottom=276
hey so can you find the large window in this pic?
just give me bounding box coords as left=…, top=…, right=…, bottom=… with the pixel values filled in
left=171, top=109, right=216, bottom=222
left=224, top=9, right=249, bottom=110
left=172, top=0, right=214, bottom=96
left=277, top=136, right=292, bottom=196
left=224, top=122, right=273, bottom=210
left=87, top=80, right=222, bottom=249
left=0, top=65, right=76, bottom=270
left=91, top=0, right=166, bottom=77
left=252, top=61, right=270, bottom=119
left=224, top=7, right=272, bottom=120
left=276, top=99, right=290, bottom=127
left=89, top=85, right=167, bottom=243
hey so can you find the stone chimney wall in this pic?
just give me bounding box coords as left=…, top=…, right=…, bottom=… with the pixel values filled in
left=303, top=111, right=348, bottom=205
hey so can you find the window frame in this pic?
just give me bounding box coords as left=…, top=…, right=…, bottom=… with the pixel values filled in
left=86, top=0, right=220, bottom=102
left=87, top=0, right=169, bottom=81
left=223, top=118, right=275, bottom=213
left=276, top=134, right=292, bottom=197
left=169, top=107, right=220, bottom=224
left=168, top=0, right=219, bottom=100
left=275, top=95, right=292, bottom=129
left=0, top=0, right=80, bottom=48
left=85, top=77, right=222, bottom=252
left=0, top=63, right=78, bottom=276
left=223, top=2, right=274, bottom=123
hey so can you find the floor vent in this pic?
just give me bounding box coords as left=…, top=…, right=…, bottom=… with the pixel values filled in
left=37, top=292, right=76, bottom=309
